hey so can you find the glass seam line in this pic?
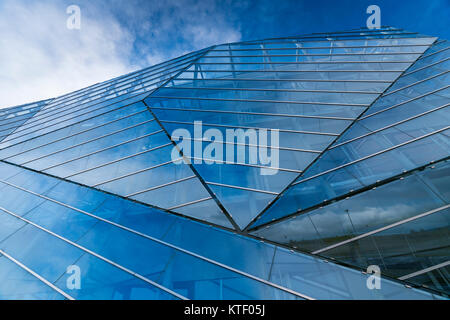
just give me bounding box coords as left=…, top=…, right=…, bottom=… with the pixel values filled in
left=0, top=248, right=75, bottom=300
left=242, top=40, right=437, bottom=231
left=175, top=78, right=392, bottom=83
left=311, top=204, right=450, bottom=254
left=181, top=69, right=405, bottom=73
left=156, top=87, right=382, bottom=95
left=20, top=118, right=157, bottom=166
left=293, top=126, right=450, bottom=186
left=382, top=70, right=450, bottom=97
left=402, top=57, right=450, bottom=77
left=418, top=45, right=450, bottom=60
left=63, top=143, right=173, bottom=179
left=167, top=197, right=213, bottom=211
left=173, top=136, right=321, bottom=153
left=224, top=33, right=422, bottom=45
left=330, top=103, right=450, bottom=149
left=152, top=96, right=369, bottom=107
left=204, top=52, right=425, bottom=57
left=210, top=44, right=432, bottom=52
left=48, top=48, right=208, bottom=105
left=0, top=65, right=183, bottom=137
left=0, top=181, right=314, bottom=300
left=2, top=108, right=150, bottom=161
left=399, top=261, right=450, bottom=280
left=41, top=130, right=165, bottom=172
left=160, top=120, right=339, bottom=136
left=0, top=90, right=152, bottom=143
left=0, top=95, right=150, bottom=153
left=194, top=61, right=417, bottom=64
left=205, top=181, right=279, bottom=195
left=92, top=159, right=181, bottom=187
left=360, top=85, right=450, bottom=120
left=126, top=175, right=197, bottom=197
left=0, top=206, right=188, bottom=300
left=150, top=106, right=357, bottom=121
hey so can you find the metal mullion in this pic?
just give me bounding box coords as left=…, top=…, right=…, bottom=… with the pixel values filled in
left=126, top=176, right=197, bottom=197
left=330, top=103, right=450, bottom=149
left=0, top=90, right=152, bottom=145
left=360, top=86, right=450, bottom=120
left=63, top=142, right=172, bottom=179
left=20, top=118, right=156, bottom=166
left=182, top=69, right=404, bottom=73
left=210, top=44, right=432, bottom=52
left=151, top=95, right=369, bottom=107
left=93, top=159, right=181, bottom=187
left=204, top=52, right=424, bottom=58
left=0, top=179, right=313, bottom=300
left=167, top=197, right=212, bottom=211
left=401, top=57, right=450, bottom=77
left=293, top=127, right=450, bottom=186
left=0, top=206, right=188, bottom=300
left=3, top=109, right=150, bottom=161
left=227, top=32, right=421, bottom=45
left=175, top=77, right=392, bottom=83
left=159, top=86, right=382, bottom=95
left=172, top=136, right=321, bottom=153
left=196, top=60, right=416, bottom=65
left=151, top=105, right=356, bottom=121
left=205, top=181, right=279, bottom=195
left=0, top=248, right=75, bottom=300
left=399, top=261, right=450, bottom=281
left=46, top=55, right=200, bottom=110
left=312, top=204, right=450, bottom=255
left=160, top=119, right=339, bottom=136
left=382, top=71, right=450, bottom=97
left=41, top=130, right=165, bottom=172
left=186, top=156, right=302, bottom=174
left=417, top=45, right=449, bottom=60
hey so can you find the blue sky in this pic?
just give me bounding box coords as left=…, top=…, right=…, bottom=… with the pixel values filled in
left=0, top=0, right=449, bottom=108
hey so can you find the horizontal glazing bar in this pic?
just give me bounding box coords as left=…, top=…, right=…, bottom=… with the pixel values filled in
left=293, top=127, right=450, bottom=185
left=312, top=204, right=450, bottom=254
left=41, top=130, right=165, bottom=172
left=0, top=248, right=74, bottom=300
left=382, top=71, right=450, bottom=97
left=160, top=120, right=339, bottom=136
left=126, top=176, right=197, bottom=197
left=64, top=142, right=173, bottom=179
left=21, top=118, right=156, bottom=166
left=3, top=109, right=150, bottom=161
left=0, top=177, right=312, bottom=300
left=93, top=159, right=181, bottom=187
left=360, top=86, right=450, bottom=120
left=399, top=261, right=450, bottom=280
left=151, top=96, right=369, bottom=107
left=167, top=197, right=212, bottom=210
left=0, top=206, right=187, bottom=300
left=151, top=106, right=356, bottom=121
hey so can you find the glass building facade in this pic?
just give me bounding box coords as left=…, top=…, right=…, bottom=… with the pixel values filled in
left=0, top=27, right=448, bottom=300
